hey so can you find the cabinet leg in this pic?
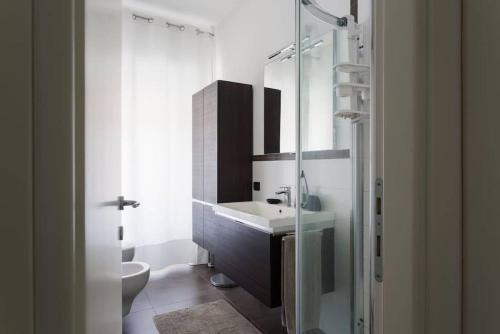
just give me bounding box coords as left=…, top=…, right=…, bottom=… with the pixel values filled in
left=207, top=252, right=215, bottom=268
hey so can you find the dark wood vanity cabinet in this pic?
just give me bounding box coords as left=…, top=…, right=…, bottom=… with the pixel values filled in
left=215, top=216, right=283, bottom=308
left=215, top=216, right=335, bottom=308
left=192, top=80, right=253, bottom=252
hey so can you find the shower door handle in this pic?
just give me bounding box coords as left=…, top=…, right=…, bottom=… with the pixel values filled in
left=118, top=196, right=140, bottom=210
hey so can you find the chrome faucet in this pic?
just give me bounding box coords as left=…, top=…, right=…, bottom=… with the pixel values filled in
left=275, top=186, right=292, bottom=207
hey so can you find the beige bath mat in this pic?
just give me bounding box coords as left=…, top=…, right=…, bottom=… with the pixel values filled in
left=153, top=299, right=261, bottom=334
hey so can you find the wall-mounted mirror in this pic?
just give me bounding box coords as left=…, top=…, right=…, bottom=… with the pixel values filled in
left=264, top=31, right=351, bottom=155
left=263, top=47, right=296, bottom=154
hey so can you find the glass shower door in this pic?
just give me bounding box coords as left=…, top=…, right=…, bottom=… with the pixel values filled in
left=296, top=1, right=371, bottom=333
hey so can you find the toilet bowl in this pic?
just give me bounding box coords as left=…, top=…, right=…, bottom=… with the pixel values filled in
left=122, top=241, right=135, bottom=262
left=122, top=261, right=150, bottom=317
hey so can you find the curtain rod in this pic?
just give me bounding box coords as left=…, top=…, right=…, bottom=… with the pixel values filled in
left=166, top=21, right=185, bottom=31
left=195, top=28, right=215, bottom=37
left=132, top=13, right=215, bottom=37
left=132, top=14, right=153, bottom=23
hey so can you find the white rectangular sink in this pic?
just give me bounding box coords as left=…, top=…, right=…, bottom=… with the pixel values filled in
left=212, top=201, right=334, bottom=234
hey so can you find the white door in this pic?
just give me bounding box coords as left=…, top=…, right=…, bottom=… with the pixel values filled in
left=84, top=0, right=123, bottom=332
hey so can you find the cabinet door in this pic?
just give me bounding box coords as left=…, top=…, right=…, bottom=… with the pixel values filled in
left=192, top=202, right=204, bottom=247
left=215, top=217, right=274, bottom=306
left=203, top=82, right=218, bottom=204
left=192, top=90, right=204, bottom=201
left=217, top=81, right=253, bottom=203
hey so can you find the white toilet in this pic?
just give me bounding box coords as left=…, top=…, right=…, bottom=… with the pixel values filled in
left=122, top=241, right=135, bottom=262
left=122, top=261, right=150, bottom=317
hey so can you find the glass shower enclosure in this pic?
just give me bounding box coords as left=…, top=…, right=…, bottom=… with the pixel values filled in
left=295, top=0, right=372, bottom=333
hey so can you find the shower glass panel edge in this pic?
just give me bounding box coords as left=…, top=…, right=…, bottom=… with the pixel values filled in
left=295, top=1, right=303, bottom=334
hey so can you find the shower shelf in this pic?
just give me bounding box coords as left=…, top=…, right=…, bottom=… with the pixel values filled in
left=334, top=82, right=370, bottom=97
left=334, top=110, right=370, bottom=120
left=333, top=62, right=370, bottom=73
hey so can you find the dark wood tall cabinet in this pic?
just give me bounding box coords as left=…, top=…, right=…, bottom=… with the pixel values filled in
left=192, top=80, right=253, bottom=253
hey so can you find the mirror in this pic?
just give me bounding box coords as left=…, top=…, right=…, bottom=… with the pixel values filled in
left=264, top=31, right=349, bottom=154
left=263, top=48, right=296, bottom=154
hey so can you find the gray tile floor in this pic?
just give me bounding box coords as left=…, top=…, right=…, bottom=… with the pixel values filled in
left=122, top=264, right=287, bottom=334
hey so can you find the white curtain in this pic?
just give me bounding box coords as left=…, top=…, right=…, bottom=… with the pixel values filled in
left=122, top=10, right=214, bottom=269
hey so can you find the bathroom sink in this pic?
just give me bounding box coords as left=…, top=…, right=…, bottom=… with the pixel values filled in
left=212, top=201, right=334, bottom=234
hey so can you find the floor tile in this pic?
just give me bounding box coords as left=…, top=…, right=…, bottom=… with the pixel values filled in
left=145, top=275, right=219, bottom=308
left=153, top=290, right=224, bottom=315
left=253, top=314, right=288, bottom=334
left=221, top=286, right=278, bottom=320
left=191, top=264, right=219, bottom=282
left=150, top=264, right=200, bottom=281
left=122, top=309, right=158, bottom=334
left=130, top=291, right=153, bottom=314
left=122, top=264, right=285, bottom=334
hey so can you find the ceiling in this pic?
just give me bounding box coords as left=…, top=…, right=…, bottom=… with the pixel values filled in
left=124, top=0, right=246, bottom=27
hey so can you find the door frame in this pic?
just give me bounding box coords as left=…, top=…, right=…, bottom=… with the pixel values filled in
left=0, top=1, right=34, bottom=333
left=28, top=0, right=462, bottom=334
left=374, top=0, right=462, bottom=333
left=33, top=0, right=80, bottom=332
left=33, top=0, right=122, bottom=333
